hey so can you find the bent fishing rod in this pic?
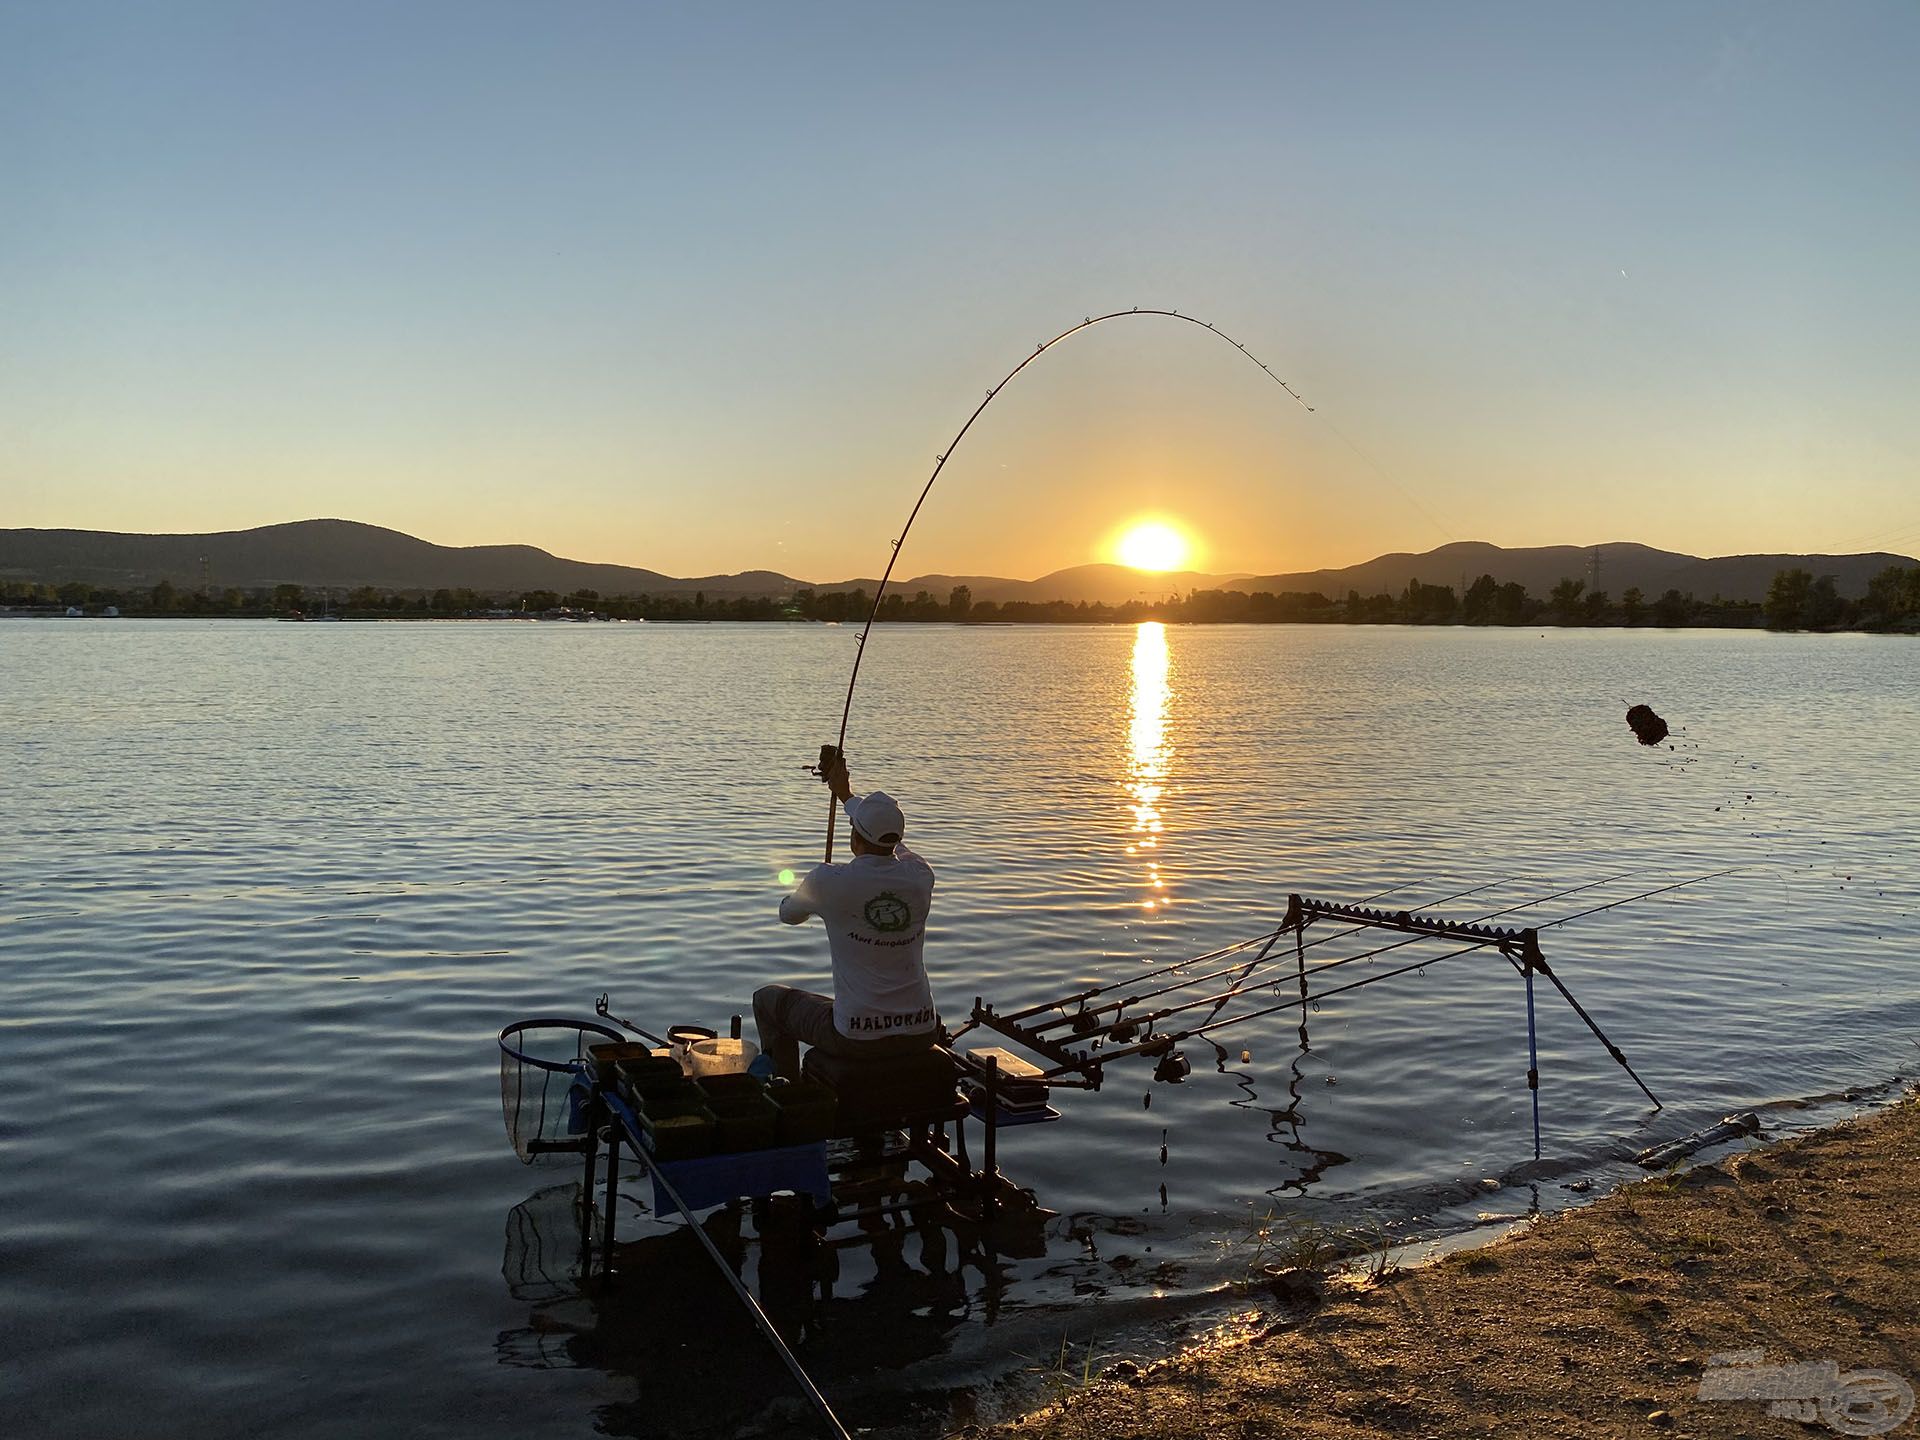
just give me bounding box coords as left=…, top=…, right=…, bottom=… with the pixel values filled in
left=815, top=308, right=1315, bottom=860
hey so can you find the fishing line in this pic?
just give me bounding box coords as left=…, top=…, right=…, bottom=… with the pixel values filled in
left=1040, top=879, right=1499, bottom=1028
left=1169, top=932, right=1658, bottom=1109
left=820, top=308, right=1323, bottom=861
left=1308, top=409, right=1459, bottom=544
left=1106, top=870, right=1643, bottom=1036
left=1029, top=875, right=1503, bottom=1023
left=1028, top=870, right=1637, bottom=1055
left=1538, top=866, right=1740, bottom=930
left=1031, top=876, right=1515, bottom=1034
left=1186, top=870, right=1728, bottom=1106
left=1181, top=938, right=1493, bottom=1042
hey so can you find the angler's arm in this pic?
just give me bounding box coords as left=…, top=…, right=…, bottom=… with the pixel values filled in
left=780, top=866, right=826, bottom=924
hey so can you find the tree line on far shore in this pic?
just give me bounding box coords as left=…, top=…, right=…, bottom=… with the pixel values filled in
left=6, top=563, right=1917, bottom=632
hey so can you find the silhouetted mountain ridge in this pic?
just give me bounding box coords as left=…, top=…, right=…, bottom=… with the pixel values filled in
left=1, top=520, right=1910, bottom=605
left=1238, top=540, right=1913, bottom=606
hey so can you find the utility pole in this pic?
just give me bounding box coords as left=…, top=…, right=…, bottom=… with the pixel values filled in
left=200, top=555, right=210, bottom=598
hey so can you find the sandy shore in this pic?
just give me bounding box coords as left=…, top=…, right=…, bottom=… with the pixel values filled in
left=987, top=1092, right=1919, bottom=1439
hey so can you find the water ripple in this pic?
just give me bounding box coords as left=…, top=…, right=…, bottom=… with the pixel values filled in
left=2, top=618, right=1915, bottom=1436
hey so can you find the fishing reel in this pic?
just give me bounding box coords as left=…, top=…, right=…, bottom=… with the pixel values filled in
left=1152, top=1050, right=1192, bottom=1084
left=1139, top=1032, right=1191, bottom=1083
left=803, top=744, right=843, bottom=783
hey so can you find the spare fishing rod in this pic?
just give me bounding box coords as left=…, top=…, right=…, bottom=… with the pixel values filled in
left=1032, top=869, right=1628, bottom=1040
left=1159, top=872, right=1709, bottom=1112
left=1027, top=875, right=1513, bottom=1037
left=1538, top=866, right=1742, bottom=930
left=1183, top=867, right=1724, bottom=1095
left=1131, top=925, right=1661, bottom=1113
left=1003, top=875, right=1517, bottom=1033
left=973, top=875, right=1702, bottom=1123
left=1074, top=870, right=1640, bottom=1043
left=814, top=308, right=1316, bottom=861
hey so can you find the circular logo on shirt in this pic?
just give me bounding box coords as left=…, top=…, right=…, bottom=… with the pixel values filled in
left=864, top=892, right=913, bottom=933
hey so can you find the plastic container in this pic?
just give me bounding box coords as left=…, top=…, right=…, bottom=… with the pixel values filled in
left=688, top=1037, right=759, bottom=1078
left=616, top=1054, right=685, bottom=1094
left=705, top=1092, right=778, bottom=1153
left=632, top=1076, right=706, bottom=1111
left=694, top=1072, right=766, bottom=1102
left=668, top=1024, right=718, bottom=1074
left=768, top=1079, right=838, bottom=1144
left=587, top=1041, right=657, bottom=1085
left=641, top=1082, right=710, bottom=1113
left=641, top=1108, right=715, bottom=1162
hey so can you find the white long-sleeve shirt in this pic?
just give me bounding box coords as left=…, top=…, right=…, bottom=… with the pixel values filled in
left=779, top=795, right=937, bottom=1039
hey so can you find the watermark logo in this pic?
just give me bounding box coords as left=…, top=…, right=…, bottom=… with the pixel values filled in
left=1697, top=1349, right=1914, bottom=1435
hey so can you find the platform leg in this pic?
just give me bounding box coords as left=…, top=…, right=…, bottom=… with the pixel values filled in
left=1524, top=960, right=1542, bottom=1161
left=980, top=1056, right=999, bottom=1233
left=602, top=1120, right=620, bottom=1267
left=580, top=1089, right=602, bottom=1273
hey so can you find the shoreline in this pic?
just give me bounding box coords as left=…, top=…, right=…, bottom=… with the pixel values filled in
left=3, top=612, right=1915, bottom=636
left=985, top=1091, right=1920, bottom=1439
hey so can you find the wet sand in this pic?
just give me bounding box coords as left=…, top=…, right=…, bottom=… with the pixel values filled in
left=988, top=1092, right=1919, bottom=1439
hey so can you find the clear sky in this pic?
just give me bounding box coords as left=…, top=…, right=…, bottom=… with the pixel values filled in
left=4, top=3, right=1917, bottom=581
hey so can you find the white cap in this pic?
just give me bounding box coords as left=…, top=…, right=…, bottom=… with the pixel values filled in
left=848, top=791, right=905, bottom=846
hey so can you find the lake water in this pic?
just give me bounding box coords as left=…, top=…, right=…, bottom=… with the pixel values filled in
left=3, top=619, right=1916, bottom=1437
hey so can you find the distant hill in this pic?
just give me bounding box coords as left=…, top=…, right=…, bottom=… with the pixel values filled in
left=1, top=520, right=1910, bottom=606
left=1240, top=540, right=1915, bottom=604
left=0, top=520, right=761, bottom=597
left=0, top=520, right=1255, bottom=604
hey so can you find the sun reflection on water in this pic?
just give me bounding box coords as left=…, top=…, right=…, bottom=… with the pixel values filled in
left=1126, top=621, right=1172, bottom=910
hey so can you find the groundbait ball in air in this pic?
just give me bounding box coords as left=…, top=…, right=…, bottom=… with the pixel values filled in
left=1626, top=704, right=1670, bottom=747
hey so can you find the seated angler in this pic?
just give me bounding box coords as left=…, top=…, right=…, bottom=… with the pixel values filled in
left=754, top=753, right=939, bottom=1081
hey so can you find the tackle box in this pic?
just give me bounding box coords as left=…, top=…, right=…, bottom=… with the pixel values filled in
left=640, top=1109, right=715, bottom=1162
left=588, top=1042, right=658, bottom=1084
left=704, top=1091, right=779, bottom=1153
left=767, top=1079, right=838, bottom=1144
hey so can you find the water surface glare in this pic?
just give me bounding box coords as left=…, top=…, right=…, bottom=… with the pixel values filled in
left=2, top=619, right=1915, bottom=1437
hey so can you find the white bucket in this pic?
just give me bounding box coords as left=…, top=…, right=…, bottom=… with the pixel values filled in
left=687, top=1037, right=759, bottom=1077
left=668, top=1024, right=717, bottom=1074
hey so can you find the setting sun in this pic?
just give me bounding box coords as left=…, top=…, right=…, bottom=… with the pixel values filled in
left=1115, top=521, right=1193, bottom=573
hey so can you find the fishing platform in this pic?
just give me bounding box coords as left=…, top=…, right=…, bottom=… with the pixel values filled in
left=497, top=887, right=1668, bottom=1438
left=500, top=890, right=1661, bottom=1262
left=499, top=1007, right=1063, bottom=1285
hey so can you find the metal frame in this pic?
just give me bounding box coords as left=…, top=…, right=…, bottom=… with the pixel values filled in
left=574, top=1057, right=1046, bottom=1279
left=962, top=892, right=1661, bottom=1161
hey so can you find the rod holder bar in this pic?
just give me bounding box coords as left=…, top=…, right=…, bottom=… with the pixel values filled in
left=1290, top=893, right=1529, bottom=951
left=968, top=999, right=1099, bottom=1078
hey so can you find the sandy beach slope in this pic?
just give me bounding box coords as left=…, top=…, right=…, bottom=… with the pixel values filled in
left=988, top=1092, right=1919, bottom=1440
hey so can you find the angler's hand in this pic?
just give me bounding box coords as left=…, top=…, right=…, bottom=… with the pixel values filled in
left=823, top=752, right=852, bottom=801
